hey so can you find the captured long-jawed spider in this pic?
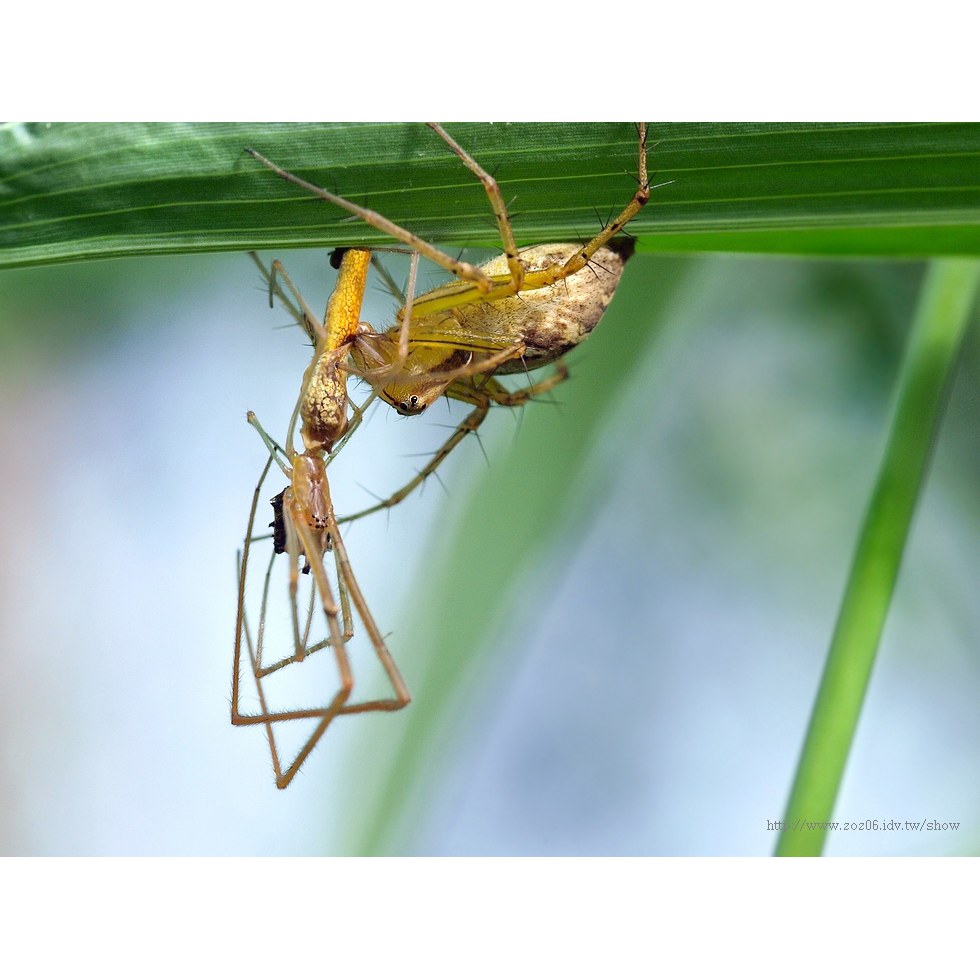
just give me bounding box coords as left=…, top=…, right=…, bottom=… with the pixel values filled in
left=245, top=123, right=651, bottom=522
left=232, top=248, right=412, bottom=789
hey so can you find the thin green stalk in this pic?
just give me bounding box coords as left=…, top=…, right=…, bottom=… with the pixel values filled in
left=776, top=260, right=980, bottom=857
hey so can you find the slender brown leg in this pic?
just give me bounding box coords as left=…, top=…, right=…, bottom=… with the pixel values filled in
left=338, top=362, right=570, bottom=524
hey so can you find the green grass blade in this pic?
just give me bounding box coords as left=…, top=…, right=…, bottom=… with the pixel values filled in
left=340, top=256, right=693, bottom=854
left=775, top=259, right=980, bottom=857
left=1, top=122, right=978, bottom=269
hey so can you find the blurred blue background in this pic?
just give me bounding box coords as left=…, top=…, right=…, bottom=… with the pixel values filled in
left=0, top=248, right=977, bottom=855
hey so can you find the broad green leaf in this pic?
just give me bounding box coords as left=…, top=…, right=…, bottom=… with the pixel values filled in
left=1, top=122, right=979, bottom=269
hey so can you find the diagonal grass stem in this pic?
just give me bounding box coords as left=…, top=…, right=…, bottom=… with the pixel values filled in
left=776, top=259, right=980, bottom=856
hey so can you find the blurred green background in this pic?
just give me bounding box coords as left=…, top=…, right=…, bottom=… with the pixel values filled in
left=0, top=123, right=978, bottom=854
